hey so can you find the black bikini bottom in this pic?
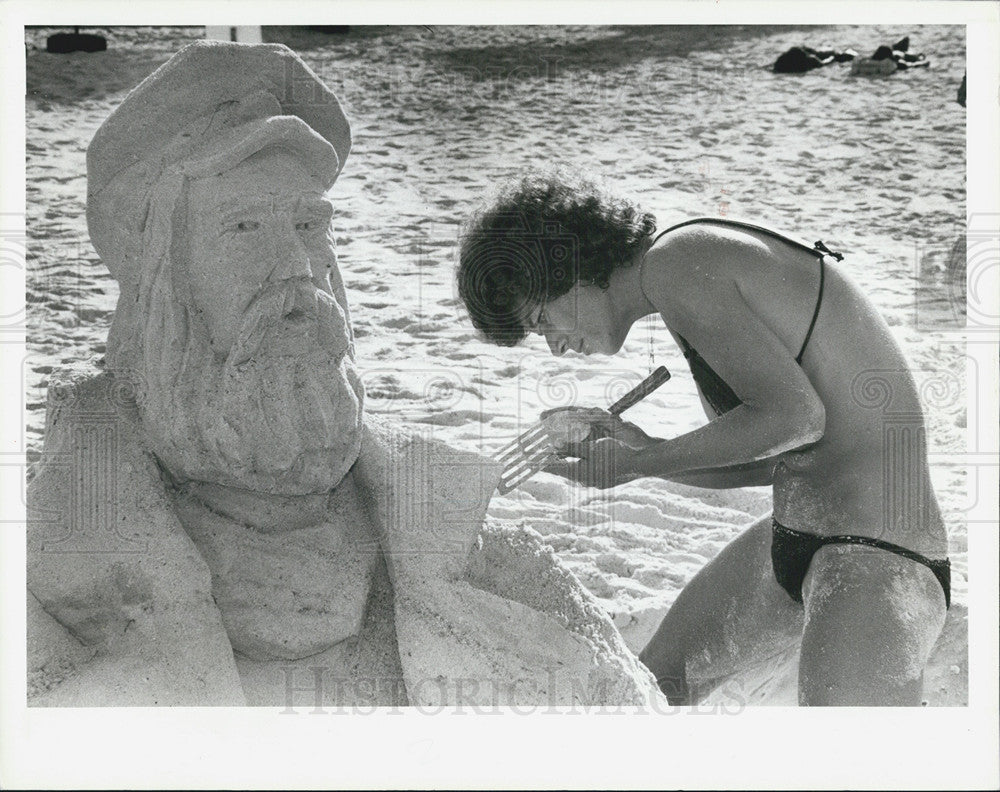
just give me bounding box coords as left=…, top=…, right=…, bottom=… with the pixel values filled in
left=771, top=519, right=951, bottom=609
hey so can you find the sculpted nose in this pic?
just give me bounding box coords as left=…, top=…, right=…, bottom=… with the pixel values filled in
left=268, top=217, right=312, bottom=282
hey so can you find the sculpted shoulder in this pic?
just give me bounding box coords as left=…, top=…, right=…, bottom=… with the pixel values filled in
left=28, top=363, right=165, bottom=506
left=27, top=361, right=208, bottom=596
left=26, top=363, right=243, bottom=705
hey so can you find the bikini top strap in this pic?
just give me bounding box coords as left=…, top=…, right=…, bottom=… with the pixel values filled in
left=795, top=255, right=824, bottom=364
left=650, top=218, right=841, bottom=365
left=649, top=227, right=674, bottom=245
left=652, top=217, right=844, bottom=261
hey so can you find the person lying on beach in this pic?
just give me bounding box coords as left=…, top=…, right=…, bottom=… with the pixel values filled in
left=852, top=36, right=929, bottom=75
left=772, top=44, right=857, bottom=73
left=457, top=175, right=950, bottom=706
left=869, top=43, right=928, bottom=69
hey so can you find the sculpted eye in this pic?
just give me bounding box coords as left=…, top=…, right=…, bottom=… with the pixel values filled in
left=296, top=218, right=329, bottom=234
left=235, top=220, right=261, bottom=232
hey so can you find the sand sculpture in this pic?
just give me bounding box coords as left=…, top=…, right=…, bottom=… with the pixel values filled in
left=26, top=40, right=663, bottom=707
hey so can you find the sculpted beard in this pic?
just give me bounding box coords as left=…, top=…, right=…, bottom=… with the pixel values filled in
left=137, top=267, right=364, bottom=495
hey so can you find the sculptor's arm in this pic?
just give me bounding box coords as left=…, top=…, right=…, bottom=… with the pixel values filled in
left=628, top=234, right=825, bottom=476
left=607, top=423, right=776, bottom=488
left=563, top=416, right=777, bottom=489
left=547, top=233, right=824, bottom=489
left=659, top=459, right=777, bottom=489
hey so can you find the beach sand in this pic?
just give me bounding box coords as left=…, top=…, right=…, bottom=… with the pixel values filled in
left=24, top=24, right=968, bottom=704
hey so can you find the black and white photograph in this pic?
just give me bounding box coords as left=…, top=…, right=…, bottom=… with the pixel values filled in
left=2, top=2, right=998, bottom=789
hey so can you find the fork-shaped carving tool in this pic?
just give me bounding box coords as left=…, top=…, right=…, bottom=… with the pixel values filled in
left=494, top=365, right=671, bottom=494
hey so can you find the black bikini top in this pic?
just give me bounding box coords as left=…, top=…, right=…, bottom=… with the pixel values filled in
left=649, top=218, right=844, bottom=417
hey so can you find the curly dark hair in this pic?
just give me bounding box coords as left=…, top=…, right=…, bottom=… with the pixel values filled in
left=457, top=174, right=657, bottom=346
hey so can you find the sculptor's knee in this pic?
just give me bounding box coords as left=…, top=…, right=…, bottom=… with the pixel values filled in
left=638, top=644, right=689, bottom=704
left=799, top=545, right=947, bottom=705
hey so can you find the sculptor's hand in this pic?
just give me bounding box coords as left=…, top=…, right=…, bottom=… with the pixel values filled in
left=539, top=406, right=610, bottom=454
left=587, top=416, right=657, bottom=450
left=543, top=437, right=641, bottom=490
left=539, top=407, right=657, bottom=455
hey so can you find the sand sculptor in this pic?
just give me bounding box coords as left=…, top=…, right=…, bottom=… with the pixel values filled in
left=26, top=40, right=663, bottom=707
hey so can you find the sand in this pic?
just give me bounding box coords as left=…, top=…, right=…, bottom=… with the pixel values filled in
left=24, top=24, right=968, bottom=704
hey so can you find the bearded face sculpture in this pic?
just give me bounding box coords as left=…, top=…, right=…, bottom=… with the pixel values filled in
left=84, top=41, right=363, bottom=495
left=135, top=148, right=363, bottom=494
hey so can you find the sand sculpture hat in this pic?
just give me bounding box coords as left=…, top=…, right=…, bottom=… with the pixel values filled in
left=86, top=40, right=352, bottom=298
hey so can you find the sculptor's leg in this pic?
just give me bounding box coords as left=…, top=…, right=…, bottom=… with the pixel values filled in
left=638, top=516, right=803, bottom=704
left=798, top=544, right=947, bottom=706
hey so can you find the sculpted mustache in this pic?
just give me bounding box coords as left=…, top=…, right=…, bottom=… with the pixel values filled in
left=227, top=279, right=346, bottom=367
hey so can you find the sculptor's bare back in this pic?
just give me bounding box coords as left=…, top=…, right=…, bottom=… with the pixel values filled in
left=646, top=222, right=946, bottom=557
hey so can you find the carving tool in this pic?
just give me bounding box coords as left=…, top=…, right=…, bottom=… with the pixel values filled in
left=495, top=365, right=671, bottom=494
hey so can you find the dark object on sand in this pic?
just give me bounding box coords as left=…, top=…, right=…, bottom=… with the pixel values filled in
left=957, top=73, right=966, bottom=107
left=872, top=45, right=927, bottom=67
left=773, top=45, right=855, bottom=73
left=852, top=36, right=929, bottom=75
left=305, top=26, right=351, bottom=34
left=774, top=47, right=826, bottom=73
left=46, top=27, right=107, bottom=54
